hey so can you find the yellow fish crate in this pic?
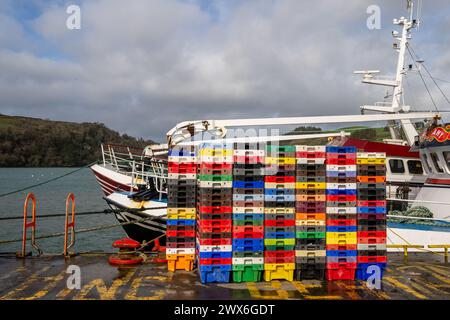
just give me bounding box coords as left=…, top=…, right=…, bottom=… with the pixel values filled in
left=263, top=263, right=295, bottom=281
left=326, top=232, right=357, bottom=245
left=295, top=182, right=326, bottom=189
left=199, top=148, right=234, bottom=156
left=265, top=157, right=296, bottom=165
left=167, top=208, right=196, bottom=220
left=356, top=158, right=386, bottom=165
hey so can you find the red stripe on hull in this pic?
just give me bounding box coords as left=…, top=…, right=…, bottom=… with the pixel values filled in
left=91, top=168, right=137, bottom=196
left=425, top=178, right=450, bottom=185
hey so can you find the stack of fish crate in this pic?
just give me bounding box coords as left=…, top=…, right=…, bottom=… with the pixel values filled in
left=232, top=143, right=265, bottom=282
left=356, top=152, right=387, bottom=280
left=294, top=146, right=327, bottom=280
left=166, top=147, right=197, bottom=272
left=196, top=144, right=234, bottom=283
left=325, top=146, right=358, bottom=281
left=263, top=145, right=296, bottom=281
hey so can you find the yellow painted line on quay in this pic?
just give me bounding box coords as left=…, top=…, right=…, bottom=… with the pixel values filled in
left=383, top=277, right=428, bottom=299
left=0, top=266, right=51, bottom=300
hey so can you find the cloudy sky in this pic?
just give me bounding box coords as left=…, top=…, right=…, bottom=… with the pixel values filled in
left=1, top=0, right=449, bottom=140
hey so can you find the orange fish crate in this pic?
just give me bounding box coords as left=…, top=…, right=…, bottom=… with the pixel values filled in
left=296, top=213, right=326, bottom=221
left=167, top=254, right=195, bottom=272
left=357, top=176, right=386, bottom=183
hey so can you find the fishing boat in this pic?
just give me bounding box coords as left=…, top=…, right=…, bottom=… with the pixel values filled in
left=91, top=0, right=450, bottom=247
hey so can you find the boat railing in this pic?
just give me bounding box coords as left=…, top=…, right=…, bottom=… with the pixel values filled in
left=101, top=143, right=168, bottom=194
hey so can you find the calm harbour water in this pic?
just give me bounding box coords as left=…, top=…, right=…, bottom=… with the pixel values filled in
left=0, top=168, right=126, bottom=254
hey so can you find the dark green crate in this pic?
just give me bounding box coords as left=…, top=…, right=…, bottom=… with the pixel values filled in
left=295, top=232, right=326, bottom=239
left=233, top=219, right=264, bottom=226
left=232, top=264, right=264, bottom=282
left=197, top=174, right=233, bottom=181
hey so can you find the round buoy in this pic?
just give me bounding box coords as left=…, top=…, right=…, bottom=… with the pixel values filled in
left=108, top=237, right=143, bottom=266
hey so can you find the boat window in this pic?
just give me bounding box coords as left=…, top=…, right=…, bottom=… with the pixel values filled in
left=443, top=152, right=450, bottom=171
left=430, top=152, right=444, bottom=173
left=389, top=159, right=405, bottom=174
left=407, top=160, right=423, bottom=175
left=422, top=154, right=433, bottom=173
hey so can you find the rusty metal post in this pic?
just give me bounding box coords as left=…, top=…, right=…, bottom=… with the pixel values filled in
left=64, top=193, right=76, bottom=257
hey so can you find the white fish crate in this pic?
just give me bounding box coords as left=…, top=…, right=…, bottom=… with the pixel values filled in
left=357, top=152, right=386, bottom=159
left=326, top=207, right=357, bottom=214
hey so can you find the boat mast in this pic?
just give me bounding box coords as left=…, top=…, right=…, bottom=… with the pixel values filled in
left=356, top=0, right=420, bottom=146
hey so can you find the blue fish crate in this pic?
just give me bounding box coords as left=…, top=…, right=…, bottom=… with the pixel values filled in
left=326, top=189, right=357, bottom=195
left=199, top=251, right=232, bottom=259
left=264, top=188, right=296, bottom=195
left=199, top=265, right=232, bottom=283
left=264, top=232, right=295, bottom=239
left=355, top=263, right=387, bottom=280
left=166, top=219, right=196, bottom=226
left=326, top=146, right=357, bottom=153
left=264, top=195, right=295, bottom=202
left=326, top=226, right=357, bottom=232
left=168, top=149, right=196, bottom=157
left=233, top=181, right=265, bottom=189
left=232, top=213, right=264, bottom=221
left=233, top=194, right=264, bottom=201
left=326, top=250, right=358, bottom=257
left=326, top=171, right=357, bottom=177
left=232, top=239, right=264, bottom=252
left=357, top=207, right=387, bottom=214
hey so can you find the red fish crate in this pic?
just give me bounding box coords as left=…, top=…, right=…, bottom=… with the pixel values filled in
left=168, top=162, right=197, bottom=174
left=295, top=151, right=326, bottom=158
left=197, top=163, right=233, bottom=170
left=357, top=200, right=387, bottom=207
left=326, top=262, right=357, bottom=270
left=358, top=231, right=387, bottom=238
left=198, top=258, right=232, bottom=265
left=358, top=236, right=387, bottom=244
left=357, top=256, right=387, bottom=263
left=265, top=176, right=296, bottom=183
left=326, top=268, right=356, bottom=281
left=196, top=238, right=232, bottom=246
left=265, top=219, right=296, bottom=227
left=232, top=231, right=264, bottom=239
left=265, top=250, right=295, bottom=258
left=326, top=195, right=357, bottom=202
left=233, top=226, right=264, bottom=233
left=357, top=214, right=386, bottom=221
left=233, top=155, right=265, bottom=164
left=198, top=219, right=231, bottom=228
left=326, top=152, right=357, bottom=159
left=166, top=230, right=196, bottom=238
left=327, top=158, right=357, bottom=165
left=264, top=256, right=296, bottom=264
left=327, top=219, right=357, bottom=226
left=356, top=176, right=386, bottom=183
left=326, top=244, right=357, bottom=251
left=197, top=225, right=232, bottom=234
left=197, top=206, right=233, bottom=214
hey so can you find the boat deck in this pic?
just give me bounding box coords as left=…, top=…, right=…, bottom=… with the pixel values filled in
left=0, top=252, right=448, bottom=300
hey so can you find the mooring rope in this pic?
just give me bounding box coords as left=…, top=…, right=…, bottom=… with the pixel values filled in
left=0, top=208, right=167, bottom=245
left=0, top=209, right=113, bottom=221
